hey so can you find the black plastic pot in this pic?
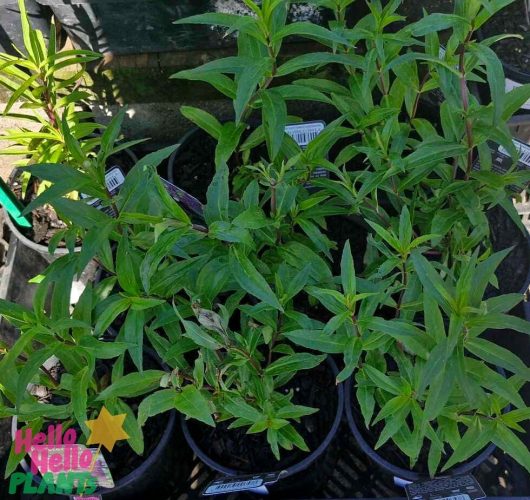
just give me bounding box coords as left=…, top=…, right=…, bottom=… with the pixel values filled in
left=181, top=357, right=344, bottom=497
left=344, top=376, right=498, bottom=485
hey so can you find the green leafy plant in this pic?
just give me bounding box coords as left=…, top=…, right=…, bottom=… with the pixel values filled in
left=3, top=0, right=530, bottom=481
left=279, top=0, right=530, bottom=477
left=0, top=0, right=102, bottom=198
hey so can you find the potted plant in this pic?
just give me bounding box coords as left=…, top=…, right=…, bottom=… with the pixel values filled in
left=0, top=251, right=191, bottom=499
left=21, top=125, right=350, bottom=495
left=0, top=0, right=137, bottom=259
left=274, top=0, right=530, bottom=483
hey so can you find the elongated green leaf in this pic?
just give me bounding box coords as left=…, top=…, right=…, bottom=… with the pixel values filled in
left=97, top=370, right=165, bottom=400
left=493, top=423, right=530, bottom=474
left=466, top=338, right=530, bottom=379
left=138, top=389, right=178, bottom=427
left=175, top=385, right=214, bottom=426
left=283, top=329, right=347, bottom=353
left=235, top=58, right=271, bottom=123
left=180, top=106, right=222, bottom=140
left=229, top=247, right=283, bottom=311
left=182, top=320, right=222, bottom=350
left=341, top=240, right=356, bottom=296
left=359, top=317, right=430, bottom=358
left=262, top=89, right=287, bottom=160
left=265, top=353, right=326, bottom=376
left=442, top=417, right=495, bottom=471
left=411, top=251, right=456, bottom=313
left=363, top=365, right=402, bottom=396
left=277, top=52, right=363, bottom=77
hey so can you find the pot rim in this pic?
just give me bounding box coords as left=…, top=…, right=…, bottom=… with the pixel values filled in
left=180, top=356, right=344, bottom=478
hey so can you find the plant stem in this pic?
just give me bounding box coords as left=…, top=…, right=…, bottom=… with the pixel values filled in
left=458, top=33, right=474, bottom=180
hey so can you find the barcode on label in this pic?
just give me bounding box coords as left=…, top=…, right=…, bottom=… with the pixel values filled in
left=438, top=496, right=471, bottom=500
left=204, top=478, right=263, bottom=494
left=105, top=168, right=125, bottom=190
left=285, top=121, right=325, bottom=149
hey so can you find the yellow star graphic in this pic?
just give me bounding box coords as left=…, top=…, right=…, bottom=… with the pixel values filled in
left=85, top=406, right=130, bottom=453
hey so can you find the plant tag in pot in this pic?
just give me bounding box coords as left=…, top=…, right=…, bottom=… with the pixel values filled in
left=80, top=166, right=125, bottom=216
left=404, top=474, right=485, bottom=500
left=160, top=177, right=204, bottom=217
left=285, top=121, right=329, bottom=183
left=202, top=471, right=285, bottom=496
left=473, top=139, right=530, bottom=192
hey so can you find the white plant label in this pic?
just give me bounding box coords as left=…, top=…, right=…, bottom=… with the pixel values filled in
left=80, top=166, right=125, bottom=216
left=285, top=121, right=328, bottom=180
left=404, top=474, right=485, bottom=500
left=203, top=471, right=284, bottom=496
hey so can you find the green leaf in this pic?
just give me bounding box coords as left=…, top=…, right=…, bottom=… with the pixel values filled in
left=140, top=228, right=187, bottom=294
left=138, top=389, right=178, bottom=427
left=503, top=83, right=530, bottom=120
left=265, top=353, right=326, bottom=376
left=78, top=337, right=128, bottom=359
left=175, top=385, right=214, bottom=426
left=116, top=232, right=141, bottom=296
left=469, top=43, right=504, bottom=123
left=357, top=382, right=375, bottom=428
left=233, top=206, right=269, bottom=229
left=235, top=58, right=271, bottom=124
left=180, top=106, right=222, bottom=140
left=97, top=370, right=165, bottom=400
left=363, top=365, right=402, bottom=396
left=283, top=329, right=347, bottom=353
left=262, top=89, right=287, bottom=160
left=123, top=309, right=145, bottom=371
left=373, top=395, right=410, bottom=424
left=276, top=52, right=363, bottom=77
left=94, top=295, right=131, bottom=336
left=374, top=404, right=410, bottom=449
left=411, top=251, right=456, bottom=314
left=223, top=396, right=262, bottom=421
left=273, top=21, right=352, bottom=46
left=359, top=317, right=430, bottom=358
left=493, top=423, right=530, bottom=474
left=337, top=337, right=362, bottom=383
left=174, top=13, right=264, bottom=42
left=229, top=247, right=283, bottom=311
left=466, top=337, right=530, bottom=379
left=442, top=417, right=494, bottom=471
left=410, top=13, right=469, bottom=36
left=182, top=320, right=222, bottom=350
left=204, top=162, right=229, bottom=224
left=340, top=240, right=356, bottom=297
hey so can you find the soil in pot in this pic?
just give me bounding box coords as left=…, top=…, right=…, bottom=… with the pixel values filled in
left=481, top=3, right=530, bottom=76
left=8, top=172, right=69, bottom=246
